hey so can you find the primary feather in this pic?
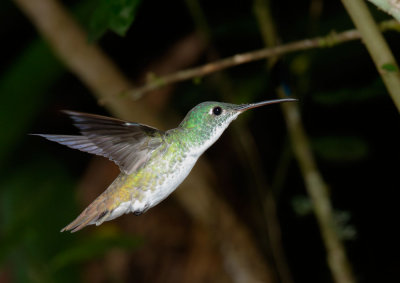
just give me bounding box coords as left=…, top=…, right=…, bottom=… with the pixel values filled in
left=36, top=111, right=165, bottom=175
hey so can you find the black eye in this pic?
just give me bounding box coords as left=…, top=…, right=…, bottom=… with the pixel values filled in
left=212, top=106, right=222, bottom=116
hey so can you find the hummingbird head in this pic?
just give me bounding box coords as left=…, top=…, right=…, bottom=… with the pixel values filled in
left=178, top=98, right=297, bottom=155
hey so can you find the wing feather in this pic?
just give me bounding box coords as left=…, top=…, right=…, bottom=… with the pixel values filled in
left=34, top=111, right=166, bottom=174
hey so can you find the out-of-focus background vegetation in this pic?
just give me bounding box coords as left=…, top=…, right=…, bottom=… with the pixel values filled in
left=1, top=0, right=400, bottom=282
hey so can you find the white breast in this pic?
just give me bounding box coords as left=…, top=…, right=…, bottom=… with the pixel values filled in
left=148, top=154, right=198, bottom=207
left=127, top=153, right=199, bottom=214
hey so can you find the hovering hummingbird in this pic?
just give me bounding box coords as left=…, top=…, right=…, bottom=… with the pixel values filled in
left=35, top=98, right=296, bottom=232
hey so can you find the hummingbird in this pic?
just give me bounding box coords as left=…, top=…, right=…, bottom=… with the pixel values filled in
left=35, top=98, right=296, bottom=232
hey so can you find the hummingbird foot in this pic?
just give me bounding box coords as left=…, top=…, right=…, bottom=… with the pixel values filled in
left=133, top=202, right=150, bottom=216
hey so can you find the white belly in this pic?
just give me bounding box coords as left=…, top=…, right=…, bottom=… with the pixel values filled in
left=103, top=152, right=200, bottom=223
left=147, top=155, right=198, bottom=207
left=127, top=154, right=199, bottom=214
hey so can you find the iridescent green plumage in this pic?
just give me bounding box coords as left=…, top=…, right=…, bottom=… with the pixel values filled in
left=34, top=98, right=297, bottom=232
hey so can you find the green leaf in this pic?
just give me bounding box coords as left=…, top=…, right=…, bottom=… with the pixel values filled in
left=381, top=63, right=398, bottom=73
left=89, top=0, right=142, bottom=41
left=312, top=135, right=369, bottom=162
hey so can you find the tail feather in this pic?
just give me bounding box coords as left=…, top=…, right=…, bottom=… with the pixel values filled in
left=61, top=195, right=111, bottom=233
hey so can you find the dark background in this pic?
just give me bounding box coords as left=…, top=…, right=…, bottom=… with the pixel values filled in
left=1, top=0, right=399, bottom=282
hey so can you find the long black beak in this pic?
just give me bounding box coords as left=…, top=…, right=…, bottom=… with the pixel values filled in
left=235, top=98, right=298, bottom=112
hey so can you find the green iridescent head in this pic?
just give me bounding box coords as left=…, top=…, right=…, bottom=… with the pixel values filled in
left=179, top=101, right=239, bottom=131
left=178, top=101, right=241, bottom=151
left=178, top=98, right=297, bottom=151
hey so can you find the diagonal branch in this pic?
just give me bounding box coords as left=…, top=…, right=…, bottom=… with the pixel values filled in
left=126, top=19, right=400, bottom=99
left=278, top=89, right=357, bottom=283
left=341, top=0, right=400, bottom=113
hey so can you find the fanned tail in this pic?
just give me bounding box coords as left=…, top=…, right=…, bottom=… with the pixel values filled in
left=61, top=194, right=112, bottom=233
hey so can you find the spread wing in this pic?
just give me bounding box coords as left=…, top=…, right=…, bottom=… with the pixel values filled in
left=34, top=110, right=165, bottom=174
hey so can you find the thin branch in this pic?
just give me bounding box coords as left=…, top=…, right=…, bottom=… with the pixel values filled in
left=278, top=88, right=357, bottom=283
left=127, top=19, right=400, bottom=99
left=341, top=0, right=400, bottom=113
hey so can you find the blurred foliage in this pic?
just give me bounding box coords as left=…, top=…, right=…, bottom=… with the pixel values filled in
left=311, top=78, right=384, bottom=104
left=0, top=157, right=77, bottom=282
left=50, top=228, right=141, bottom=272
left=0, top=157, right=140, bottom=282
left=334, top=210, right=357, bottom=241
left=291, top=195, right=313, bottom=216
left=88, top=0, right=142, bottom=41
left=291, top=196, right=357, bottom=240
left=0, top=40, right=64, bottom=166
left=312, top=135, right=369, bottom=162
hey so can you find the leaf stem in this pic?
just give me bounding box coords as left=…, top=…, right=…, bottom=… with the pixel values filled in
left=341, top=0, right=400, bottom=112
